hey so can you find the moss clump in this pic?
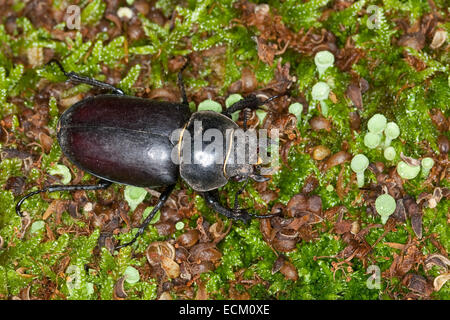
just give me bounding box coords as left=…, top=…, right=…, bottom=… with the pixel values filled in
left=0, top=0, right=448, bottom=300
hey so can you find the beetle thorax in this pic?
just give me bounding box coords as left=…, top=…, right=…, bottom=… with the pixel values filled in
left=178, top=111, right=253, bottom=192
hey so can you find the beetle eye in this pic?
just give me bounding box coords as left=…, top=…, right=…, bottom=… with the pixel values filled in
left=232, top=175, right=248, bottom=183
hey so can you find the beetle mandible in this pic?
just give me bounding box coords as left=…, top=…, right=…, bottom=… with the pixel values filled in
left=16, top=60, right=281, bottom=249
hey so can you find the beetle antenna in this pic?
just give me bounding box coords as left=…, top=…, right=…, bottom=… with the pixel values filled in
left=261, top=94, right=281, bottom=105
left=46, top=59, right=69, bottom=76
left=16, top=190, right=43, bottom=217
left=248, top=212, right=279, bottom=219
left=46, top=59, right=125, bottom=95
left=177, top=58, right=189, bottom=105
left=248, top=205, right=282, bottom=219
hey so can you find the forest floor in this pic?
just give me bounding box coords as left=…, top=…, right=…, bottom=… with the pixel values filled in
left=0, top=0, right=449, bottom=300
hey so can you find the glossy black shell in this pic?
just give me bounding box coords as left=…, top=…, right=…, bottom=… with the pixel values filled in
left=179, top=111, right=239, bottom=192
left=57, top=94, right=190, bottom=187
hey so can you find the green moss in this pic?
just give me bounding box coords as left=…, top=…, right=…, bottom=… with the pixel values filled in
left=0, top=0, right=448, bottom=300
left=275, top=0, right=333, bottom=31
left=81, top=0, right=107, bottom=26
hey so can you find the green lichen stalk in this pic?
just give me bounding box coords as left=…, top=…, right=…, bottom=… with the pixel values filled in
left=0, top=0, right=448, bottom=302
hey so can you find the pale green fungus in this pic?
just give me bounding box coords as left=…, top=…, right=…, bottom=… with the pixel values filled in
left=383, top=146, right=396, bottom=161
left=364, top=132, right=381, bottom=149
left=198, top=99, right=222, bottom=113
left=350, top=154, right=369, bottom=187
left=175, top=221, right=185, bottom=230
left=288, top=102, right=303, bottom=121
left=225, top=94, right=243, bottom=121
left=421, top=157, right=434, bottom=178
left=86, top=282, right=94, bottom=295
left=124, top=186, right=147, bottom=211
left=375, top=194, right=396, bottom=224
left=225, top=93, right=243, bottom=107
left=48, top=164, right=72, bottom=185
left=314, top=50, right=335, bottom=76
left=30, top=220, right=45, bottom=234
left=124, top=266, right=140, bottom=284
left=311, top=82, right=331, bottom=117
left=66, top=265, right=81, bottom=295
left=383, top=122, right=400, bottom=146
left=367, top=114, right=387, bottom=134
left=397, top=161, right=421, bottom=180
left=255, top=109, right=267, bottom=125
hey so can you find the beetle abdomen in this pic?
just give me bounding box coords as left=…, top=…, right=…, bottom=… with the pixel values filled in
left=57, top=95, right=190, bottom=187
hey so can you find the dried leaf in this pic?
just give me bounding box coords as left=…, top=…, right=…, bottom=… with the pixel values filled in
left=411, top=213, right=423, bottom=239
left=385, top=242, right=406, bottom=250
left=195, top=280, right=208, bottom=300
left=177, top=229, right=200, bottom=248
left=16, top=267, right=34, bottom=278
left=425, top=254, right=450, bottom=271
left=346, top=83, right=363, bottom=109
left=160, top=256, right=180, bottom=279
left=256, top=37, right=277, bottom=65
left=280, top=261, right=299, bottom=281
left=189, top=243, right=222, bottom=263
left=433, top=273, right=450, bottom=291
left=335, top=221, right=353, bottom=234
left=403, top=274, right=433, bottom=296
left=430, top=29, right=447, bottom=49
left=323, top=151, right=352, bottom=171
left=391, top=199, right=407, bottom=222
left=43, top=200, right=67, bottom=220
left=286, top=215, right=310, bottom=230
left=146, top=241, right=176, bottom=265
left=271, top=255, right=286, bottom=274
left=17, top=212, right=31, bottom=239
left=158, top=292, right=172, bottom=300
left=400, top=152, right=421, bottom=167
left=113, top=277, right=127, bottom=299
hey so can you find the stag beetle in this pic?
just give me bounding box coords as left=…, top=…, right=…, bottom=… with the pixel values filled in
left=16, top=60, right=280, bottom=249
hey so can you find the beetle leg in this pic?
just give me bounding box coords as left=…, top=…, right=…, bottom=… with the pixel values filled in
left=232, top=180, right=278, bottom=219
left=47, top=60, right=125, bottom=95
left=115, top=184, right=176, bottom=249
left=222, top=95, right=260, bottom=119
left=249, top=164, right=270, bottom=182
left=201, top=189, right=278, bottom=223
left=242, top=107, right=250, bottom=130
left=201, top=190, right=249, bottom=223
left=233, top=179, right=249, bottom=210
left=177, top=61, right=189, bottom=106
left=222, top=94, right=281, bottom=119
left=249, top=173, right=270, bottom=182
left=15, top=180, right=112, bottom=217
